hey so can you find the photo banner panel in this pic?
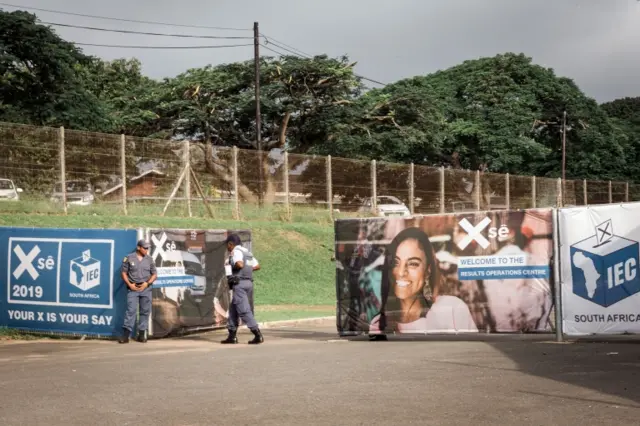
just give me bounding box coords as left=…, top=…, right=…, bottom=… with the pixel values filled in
left=559, top=202, right=640, bottom=335
left=335, top=208, right=555, bottom=336
left=0, top=227, right=138, bottom=337
left=148, top=228, right=253, bottom=338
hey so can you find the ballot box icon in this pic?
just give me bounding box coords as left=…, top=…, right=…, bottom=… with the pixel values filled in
left=570, top=219, right=640, bottom=307
left=69, top=249, right=101, bottom=291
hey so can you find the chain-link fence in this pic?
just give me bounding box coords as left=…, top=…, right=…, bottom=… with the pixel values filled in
left=0, top=121, right=636, bottom=222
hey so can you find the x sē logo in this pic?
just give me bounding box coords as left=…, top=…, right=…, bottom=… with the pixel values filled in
left=457, top=217, right=492, bottom=250
left=151, top=233, right=167, bottom=262
left=13, top=244, right=41, bottom=280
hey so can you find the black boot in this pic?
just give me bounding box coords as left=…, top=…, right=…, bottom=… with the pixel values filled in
left=248, top=328, right=264, bottom=345
left=118, top=328, right=130, bottom=344
left=137, top=330, right=148, bottom=343
left=221, top=329, right=238, bottom=344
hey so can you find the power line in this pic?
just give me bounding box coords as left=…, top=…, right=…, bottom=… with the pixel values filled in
left=261, top=34, right=312, bottom=58
left=74, top=42, right=253, bottom=50
left=0, top=2, right=250, bottom=31
left=260, top=39, right=387, bottom=87
left=40, top=21, right=257, bottom=40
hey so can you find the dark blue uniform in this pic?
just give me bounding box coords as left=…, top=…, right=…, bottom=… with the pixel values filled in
left=120, top=248, right=156, bottom=342
left=221, top=234, right=263, bottom=345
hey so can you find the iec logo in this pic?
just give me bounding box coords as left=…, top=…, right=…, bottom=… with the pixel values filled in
left=69, top=249, right=101, bottom=291
left=570, top=219, right=640, bottom=307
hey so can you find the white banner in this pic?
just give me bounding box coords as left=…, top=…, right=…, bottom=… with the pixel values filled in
left=560, top=202, right=640, bottom=335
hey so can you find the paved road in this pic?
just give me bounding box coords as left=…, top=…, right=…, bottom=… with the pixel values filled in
left=1, top=324, right=639, bottom=425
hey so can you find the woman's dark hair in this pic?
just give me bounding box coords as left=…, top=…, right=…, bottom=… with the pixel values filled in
left=378, top=227, right=438, bottom=332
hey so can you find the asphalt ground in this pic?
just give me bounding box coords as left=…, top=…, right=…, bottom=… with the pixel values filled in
left=1, top=322, right=640, bottom=426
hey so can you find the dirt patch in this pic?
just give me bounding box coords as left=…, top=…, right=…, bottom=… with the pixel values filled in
left=255, top=304, right=335, bottom=312
left=277, top=230, right=313, bottom=249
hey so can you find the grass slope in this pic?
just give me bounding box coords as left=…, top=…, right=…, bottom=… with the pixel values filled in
left=0, top=213, right=337, bottom=326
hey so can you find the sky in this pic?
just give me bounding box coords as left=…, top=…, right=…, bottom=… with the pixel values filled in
left=2, top=0, right=639, bottom=103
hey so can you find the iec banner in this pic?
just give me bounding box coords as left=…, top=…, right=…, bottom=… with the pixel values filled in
left=335, top=209, right=555, bottom=335
left=0, top=226, right=138, bottom=336
left=147, top=228, right=253, bottom=338
left=560, top=202, right=640, bottom=335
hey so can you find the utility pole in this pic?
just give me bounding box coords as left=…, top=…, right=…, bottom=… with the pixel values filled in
left=562, top=110, right=567, bottom=197
left=254, top=21, right=264, bottom=206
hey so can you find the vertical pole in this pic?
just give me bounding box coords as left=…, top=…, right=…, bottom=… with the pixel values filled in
left=532, top=176, right=537, bottom=209
left=505, top=173, right=510, bottom=210
left=120, top=134, right=127, bottom=215
left=583, top=179, right=588, bottom=206
left=557, top=178, right=563, bottom=207
left=562, top=110, right=567, bottom=197
left=254, top=21, right=264, bottom=207
left=408, top=163, right=415, bottom=215
left=609, top=180, right=613, bottom=204
left=439, top=166, right=445, bottom=213
left=184, top=140, right=191, bottom=217
left=475, top=170, right=481, bottom=211
left=327, top=155, right=333, bottom=220
left=371, top=160, right=377, bottom=214
left=626, top=182, right=629, bottom=203
left=232, top=146, right=240, bottom=220
left=58, top=126, right=67, bottom=215
left=284, top=151, right=290, bottom=221
left=552, top=208, right=563, bottom=342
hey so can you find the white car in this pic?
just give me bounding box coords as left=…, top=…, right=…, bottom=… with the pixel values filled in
left=50, top=180, right=100, bottom=206
left=359, top=195, right=411, bottom=217
left=0, top=178, right=23, bottom=201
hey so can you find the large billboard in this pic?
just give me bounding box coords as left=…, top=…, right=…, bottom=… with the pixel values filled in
left=559, top=202, right=640, bottom=335
left=0, top=227, right=138, bottom=336
left=335, top=209, right=555, bottom=336
left=147, top=228, right=253, bottom=338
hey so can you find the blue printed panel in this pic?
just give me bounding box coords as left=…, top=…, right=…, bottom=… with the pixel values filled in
left=0, top=227, right=138, bottom=336
left=154, top=275, right=196, bottom=288
left=458, top=266, right=550, bottom=280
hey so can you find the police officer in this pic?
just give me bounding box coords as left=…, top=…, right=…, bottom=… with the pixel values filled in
left=118, top=239, right=157, bottom=344
left=221, top=233, right=264, bottom=345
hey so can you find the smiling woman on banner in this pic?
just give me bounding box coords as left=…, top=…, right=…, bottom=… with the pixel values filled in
left=369, top=227, right=478, bottom=336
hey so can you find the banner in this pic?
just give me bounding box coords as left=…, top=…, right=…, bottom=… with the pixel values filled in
left=147, top=228, right=253, bottom=338
left=335, top=209, right=555, bottom=335
left=560, top=203, right=640, bottom=335
left=0, top=227, right=137, bottom=336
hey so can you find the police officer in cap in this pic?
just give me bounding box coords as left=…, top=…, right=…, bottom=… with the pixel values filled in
left=118, top=239, right=157, bottom=344
left=221, top=233, right=264, bottom=345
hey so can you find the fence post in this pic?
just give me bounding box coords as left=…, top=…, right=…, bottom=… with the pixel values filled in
left=532, top=176, right=536, bottom=208
left=408, top=163, right=415, bottom=215
left=120, top=134, right=127, bottom=215
left=609, top=180, right=612, bottom=204
left=371, top=160, right=377, bottom=214
left=505, top=173, right=510, bottom=210
left=58, top=126, right=67, bottom=215
left=326, top=155, right=333, bottom=220
left=232, top=146, right=240, bottom=220
left=440, top=166, right=445, bottom=213
left=475, top=170, right=481, bottom=211
left=557, top=178, right=563, bottom=207
left=583, top=179, right=587, bottom=206
left=626, top=182, right=629, bottom=203
left=184, top=140, right=191, bottom=217
left=283, top=151, right=291, bottom=221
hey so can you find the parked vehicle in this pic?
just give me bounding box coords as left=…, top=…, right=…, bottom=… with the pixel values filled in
left=358, top=195, right=411, bottom=217
left=0, top=178, right=23, bottom=201
left=50, top=180, right=100, bottom=206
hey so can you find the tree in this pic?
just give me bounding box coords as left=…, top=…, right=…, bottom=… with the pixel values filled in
left=0, top=10, right=110, bottom=130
